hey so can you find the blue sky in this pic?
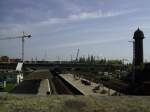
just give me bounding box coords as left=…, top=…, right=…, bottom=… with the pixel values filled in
left=0, top=0, right=150, bottom=62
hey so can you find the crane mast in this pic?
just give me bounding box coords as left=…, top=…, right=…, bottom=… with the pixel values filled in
left=22, top=32, right=25, bottom=62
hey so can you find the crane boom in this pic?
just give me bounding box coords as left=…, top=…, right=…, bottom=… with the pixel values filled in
left=0, top=36, right=21, bottom=40
left=0, top=32, right=32, bottom=62
left=0, top=35, right=31, bottom=40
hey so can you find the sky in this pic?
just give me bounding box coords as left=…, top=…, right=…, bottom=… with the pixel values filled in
left=0, top=0, right=150, bottom=62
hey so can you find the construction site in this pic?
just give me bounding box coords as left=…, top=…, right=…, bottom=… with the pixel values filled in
left=0, top=28, right=150, bottom=112
left=1, top=28, right=150, bottom=96
left=1, top=0, right=150, bottom=111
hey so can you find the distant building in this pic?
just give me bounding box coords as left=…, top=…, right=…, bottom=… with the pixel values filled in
left=0, top=56, right=21, bottom=63
left=0, top=56, right=9, bottom=62
left=9, top=58, right=21, bottom=63
left=9, top=59, right=16, bottom=63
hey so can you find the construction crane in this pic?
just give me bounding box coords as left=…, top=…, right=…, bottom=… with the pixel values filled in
left=75, top=48, right=80, bottom=62
left=0, top=32, right=32, bottom=62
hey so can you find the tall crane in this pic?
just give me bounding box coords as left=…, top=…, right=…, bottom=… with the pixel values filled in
left=0, top=32, right=32, bottom=62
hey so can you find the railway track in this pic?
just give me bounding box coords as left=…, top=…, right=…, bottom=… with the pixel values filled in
left=52, top=75, right=74, bottom=95
left=10, top=69, right=81, bottom=95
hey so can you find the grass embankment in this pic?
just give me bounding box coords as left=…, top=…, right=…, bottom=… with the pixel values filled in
left=0, top=93, right=150, bottom=112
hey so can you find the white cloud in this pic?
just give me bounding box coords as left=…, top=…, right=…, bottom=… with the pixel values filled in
left=0, top=8, right=138, bottom=37
left=47, top=37, right=128, bottom=49
left=38, top=9, right=138, bottom=26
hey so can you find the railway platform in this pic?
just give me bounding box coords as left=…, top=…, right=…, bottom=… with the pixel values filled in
left=59, top=74, right=116, bottom=95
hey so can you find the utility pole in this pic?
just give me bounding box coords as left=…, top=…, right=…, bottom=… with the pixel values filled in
left=128, top=40, right=135, bottom=84
left=75, top=48, right=80, bottom=62
left=128, top=40, right=135, bottom=64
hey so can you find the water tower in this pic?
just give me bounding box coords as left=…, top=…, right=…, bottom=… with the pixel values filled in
left=133, top=28, right=145, bottom=66
left=132, top=28, right=145, bottom=83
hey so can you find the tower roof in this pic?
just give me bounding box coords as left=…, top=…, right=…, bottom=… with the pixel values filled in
left=133, top=28, right=144, bottom=39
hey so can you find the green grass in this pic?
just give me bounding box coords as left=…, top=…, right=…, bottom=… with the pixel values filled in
left=0, top=83, right=16, bottom=92
left=0, top=94, right=150, bottom=112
